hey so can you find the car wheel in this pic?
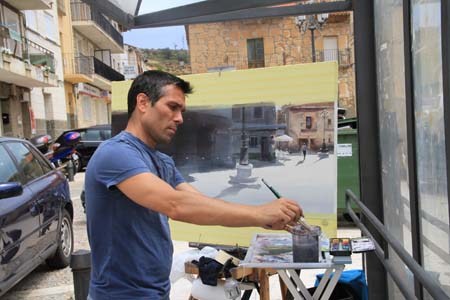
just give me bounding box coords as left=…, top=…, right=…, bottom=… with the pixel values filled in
left=46, top=209, right=73, bottom=269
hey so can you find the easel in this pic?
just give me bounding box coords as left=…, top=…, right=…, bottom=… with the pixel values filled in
left=184, top=262, right=289, bottom=300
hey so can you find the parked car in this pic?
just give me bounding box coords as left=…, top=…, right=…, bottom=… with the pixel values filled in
left=56, top=124, right=111, bottom=171
left=0, top=137, right=74, bottom=296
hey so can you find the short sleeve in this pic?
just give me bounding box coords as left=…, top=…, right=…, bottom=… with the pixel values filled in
left=173, top=167, right=185, bottom=187
left=92, top=142, right=151, bottom=189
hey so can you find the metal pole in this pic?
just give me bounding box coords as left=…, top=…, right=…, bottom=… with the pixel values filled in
left=310, top=27, right=316, bottom=62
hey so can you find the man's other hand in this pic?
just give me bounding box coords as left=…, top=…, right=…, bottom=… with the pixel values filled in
left=258, top=198, right=303, bottom=230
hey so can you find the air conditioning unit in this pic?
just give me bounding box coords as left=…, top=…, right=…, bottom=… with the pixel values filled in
left=20, top=91, right=30, bottom=102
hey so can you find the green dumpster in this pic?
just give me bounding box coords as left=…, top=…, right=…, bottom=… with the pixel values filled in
left=337, top=119, right=360, bottom=223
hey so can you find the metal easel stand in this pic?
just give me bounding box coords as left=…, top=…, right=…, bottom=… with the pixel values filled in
left=278, top=265, right=345, bottom=300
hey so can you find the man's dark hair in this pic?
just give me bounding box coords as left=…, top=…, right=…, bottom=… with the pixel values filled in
left=127, top=70, right=193, bottom=119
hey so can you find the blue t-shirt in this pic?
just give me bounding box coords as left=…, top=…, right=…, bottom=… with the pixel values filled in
left=85, top=131, right=185, bottom=300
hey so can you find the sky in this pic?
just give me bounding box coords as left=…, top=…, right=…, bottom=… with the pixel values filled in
left=123, top=0, right=199, bottom=50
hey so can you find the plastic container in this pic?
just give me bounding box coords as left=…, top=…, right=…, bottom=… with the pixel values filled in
left=29, top=134, right=52, bottom=153
left=62, top=131, right=81, bottom=146
left=292, top=225, right=321, bottom=263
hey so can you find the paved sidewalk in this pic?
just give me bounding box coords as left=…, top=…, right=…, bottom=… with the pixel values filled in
left=170, top=228, right=363, bottom=300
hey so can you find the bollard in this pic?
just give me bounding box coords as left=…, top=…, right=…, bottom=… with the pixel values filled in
left=70, top=249, right=91, bottom=300
left=67, top=160, right=75, bottom=182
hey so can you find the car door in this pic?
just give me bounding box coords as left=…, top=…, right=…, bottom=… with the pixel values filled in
left=0, top=143, right=40, bottom=286
left=5, top=142, right=62, bottom=259
left=79, top=128, right=103, bottom=164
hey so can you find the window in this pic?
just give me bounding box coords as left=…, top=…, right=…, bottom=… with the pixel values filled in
left=82, top=96, right=92, bottom=121
left=306, top=116, right=312, bottom=129
left=328, top=118, right=332, bottom=128
left=323, top=37, right=338, bottom=62
left=232, top=107, right=242, bottom=122
left=24, top=10, right=38, bottom=31
left=81, top=129, right=102, bottom=141
left=44, top=12, right=57, bottom=41
left=249, top=137, right=258, bottom=148
left=247, top=38, right=265, bottom=68
left=6, top=142, right=45, bottom=184
left=253, top=107, right=263, bottom=119
left=102, top=129, right=111, bottom=140
left=0, top=145, right=21, bottom=183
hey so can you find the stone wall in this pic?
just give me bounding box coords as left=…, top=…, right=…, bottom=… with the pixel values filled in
left=187, top=13, right=356, bottom=117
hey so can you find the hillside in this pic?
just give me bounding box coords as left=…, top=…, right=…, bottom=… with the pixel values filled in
left=141, top=48, right=191, bottom=75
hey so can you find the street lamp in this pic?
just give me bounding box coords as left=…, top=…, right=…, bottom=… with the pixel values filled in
left=319, top=109, right=329, bottom=153
left=295, top=13, right=328, bottom=62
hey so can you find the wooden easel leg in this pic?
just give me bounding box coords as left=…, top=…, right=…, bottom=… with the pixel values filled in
left=258, top=269, right=270, bottom=300
left=279, top=275, right=289, bottom=300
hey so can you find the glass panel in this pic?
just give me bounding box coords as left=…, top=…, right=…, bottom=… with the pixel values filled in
left=411, top=0, right=450, bottom=298
left=7, top=142, right=44, bottom=184
left=374, top=0, right=413, bottom=299
left=0, top=145, right=21, bottom=183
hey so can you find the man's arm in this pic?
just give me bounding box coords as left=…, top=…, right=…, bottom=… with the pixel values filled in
left=116, top=172, right=301, bottom=230
left=175, top=182, right=202, bottom=194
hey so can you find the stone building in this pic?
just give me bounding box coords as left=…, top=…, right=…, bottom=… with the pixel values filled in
left=186, top=9, right=355, bottom=117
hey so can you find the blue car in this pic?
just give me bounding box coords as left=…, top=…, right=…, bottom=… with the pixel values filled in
left=0, top=137, right=74, bottom=296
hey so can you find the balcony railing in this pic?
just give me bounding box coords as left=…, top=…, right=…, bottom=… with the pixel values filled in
left=93, top=56, right=124, bottom=81
left=1, top=25, right=55, bottom=73
left=23, top=37, right=55, bottom=72
left=70, top=2, right=123, bottom=48
left=63, top=53, right=94, bottom=77
left=315, top=48, right=352, bottom=67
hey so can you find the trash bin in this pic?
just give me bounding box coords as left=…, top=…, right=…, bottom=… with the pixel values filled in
left=315, top=269, right=368, bottom=300
left=337, top=118, right=360, bottom=224
left=70, top=249, right=91, bottom=300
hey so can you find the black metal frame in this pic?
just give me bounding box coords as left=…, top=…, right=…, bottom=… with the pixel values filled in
left=134, top=1, right=352, bottom=28
left=442, top=0, right=450, bottom=257
left=402, top=0, right=423, bottom=298
left=346, top=190, right=450, bottom=300
left=122, top=0, right=450, bottom=299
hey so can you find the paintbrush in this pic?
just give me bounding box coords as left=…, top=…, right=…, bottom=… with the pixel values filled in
left=261, top=178, right=313, bottom=232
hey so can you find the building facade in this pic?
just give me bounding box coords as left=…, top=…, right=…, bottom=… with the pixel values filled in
left=59, top=0, right=124, bottom=129
left=111, top=43, right=146, bottom=80
left=24, top=1, right=68, bottom=138
left=0, top=0, right=62, bottom=138
left=186, top=10, right=355, bottom=116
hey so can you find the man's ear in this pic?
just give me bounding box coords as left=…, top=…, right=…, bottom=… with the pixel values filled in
left=135, top=93, right=150, bottom=113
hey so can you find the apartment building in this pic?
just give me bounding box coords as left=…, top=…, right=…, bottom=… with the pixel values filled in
left=186, top=8, right=355, bottom=117
left=59, top=0, right=124, bottom=128
left=0, top=0, right=63, bottom=138
left=111, top=43, right=146, bottom=80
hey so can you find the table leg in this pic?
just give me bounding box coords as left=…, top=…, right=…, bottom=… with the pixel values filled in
left=277, top=270, right=304, bottom=300
left=287, top=269, right=313, bottom=300
left=258, top=269, right=270, bottom=300
left=320, top=267, right=344, bottom=300
left=279, top=275, right=288, bottom=300
left=313, top=268, right=333, bottom=298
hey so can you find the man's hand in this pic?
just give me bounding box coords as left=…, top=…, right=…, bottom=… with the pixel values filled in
left=256, top=198, right=303, bottom=230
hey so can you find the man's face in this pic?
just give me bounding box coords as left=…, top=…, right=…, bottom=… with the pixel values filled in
left=141, top=84, right=186, bottom=146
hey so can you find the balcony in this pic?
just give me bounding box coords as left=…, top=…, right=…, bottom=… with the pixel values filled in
left=0, top=28, right=57, bottom=87
left=4, top=0, right=52, bottom=10
left=92, top=56, right=124, bottom=90
left=315, top=48, right=352, bottom=67
left=63, top=54, right=124, bottom=90
left=71, top=2, right=123, bottom=53
left=63, top=53, right=94, bottom=84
